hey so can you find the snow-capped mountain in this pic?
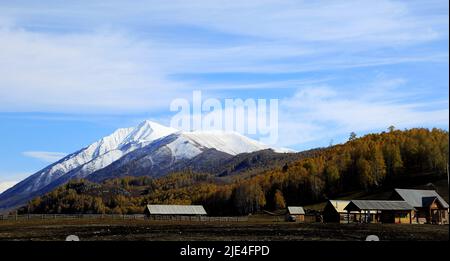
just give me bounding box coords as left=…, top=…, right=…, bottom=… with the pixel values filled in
left=0, top=120, right=177, bottom=211
left=0, top=120, right=291, bottom=212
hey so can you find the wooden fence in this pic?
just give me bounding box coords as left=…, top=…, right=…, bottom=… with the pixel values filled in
left=0, top=214, right=248, bottom=222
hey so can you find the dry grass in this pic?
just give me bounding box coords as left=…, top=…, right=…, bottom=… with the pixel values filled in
left=0, top=218, right=447, bottom=241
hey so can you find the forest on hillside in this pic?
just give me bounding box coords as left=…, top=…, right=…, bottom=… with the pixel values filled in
left=21, top=127, right=449, bottom=216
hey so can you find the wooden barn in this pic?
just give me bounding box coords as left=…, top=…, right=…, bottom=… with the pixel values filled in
left=344, top=200, right=414, bottom=224
left=391, top=189, right=449, bottom=224
left=322, top=200, right=358, bottom=223
left=286, top=206, right=305, bottom=222
left=144, top=204, right=207, bottom=217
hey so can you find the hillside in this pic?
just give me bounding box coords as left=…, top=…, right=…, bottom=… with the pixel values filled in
left=19, top=127, right=449, bottom=216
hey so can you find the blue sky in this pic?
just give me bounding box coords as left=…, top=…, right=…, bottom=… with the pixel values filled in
left=0, top=0, right=448, bottom=191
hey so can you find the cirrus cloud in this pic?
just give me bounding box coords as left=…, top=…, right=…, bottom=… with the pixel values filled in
left=22, top=151, right=67, bottom=163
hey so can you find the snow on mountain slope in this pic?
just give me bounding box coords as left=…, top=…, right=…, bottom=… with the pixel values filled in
left=122, top=130, right=279, bottom=164
left=182, top=131, right=281, bottom=155
left=68, top=121, right=178, bottom=179
left=26, top=126, right=134, bottom=193
left=87, top=131, right=291, bottom=182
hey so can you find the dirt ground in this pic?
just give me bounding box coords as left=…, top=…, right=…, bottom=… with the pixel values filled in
left=0, top=218, right=448, bottom=241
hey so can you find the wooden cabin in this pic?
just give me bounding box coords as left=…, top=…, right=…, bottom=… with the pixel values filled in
left=286, top=206, right=305, bottom=222
left=391, top=189, right=449, bottom=224
left=344, top=200, right=414, bottom=224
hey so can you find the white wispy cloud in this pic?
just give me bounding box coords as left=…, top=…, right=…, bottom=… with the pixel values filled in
left=22, top=151, right=67, bottom=163
left=0, top=26, right=191, bottom=113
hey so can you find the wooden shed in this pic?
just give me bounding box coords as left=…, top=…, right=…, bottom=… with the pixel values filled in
left=286, top=206, right=305, bottom=222
left=390, top=189, right=449, bottom=224
left=344, top=200, right=414, bottom=224
left=322, top=200, right=357, bottom=223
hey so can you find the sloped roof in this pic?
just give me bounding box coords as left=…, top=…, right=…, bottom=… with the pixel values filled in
left=146, top=204, right=207, bottom=215
left=327, top=200, right=351, bottom=213
left=287, top=206, right=305, bottom=215
left=394, top=189, right=449, bottom=208
left=345, top=200, right=414, bottom=211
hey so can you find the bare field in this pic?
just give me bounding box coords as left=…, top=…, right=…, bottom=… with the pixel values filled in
left=0, top=218, right=448, bottom=241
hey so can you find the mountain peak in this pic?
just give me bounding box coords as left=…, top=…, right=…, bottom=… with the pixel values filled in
left=123, top=120, right=178, bottom=144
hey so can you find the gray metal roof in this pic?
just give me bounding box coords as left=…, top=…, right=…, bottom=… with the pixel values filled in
left=146, top=204, right=207, bottom=215
left=394, top=189, right=449, bottom=208
left=287, top=206, right=305, bottom=215
left=345, top=200, right=414, bottom=211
